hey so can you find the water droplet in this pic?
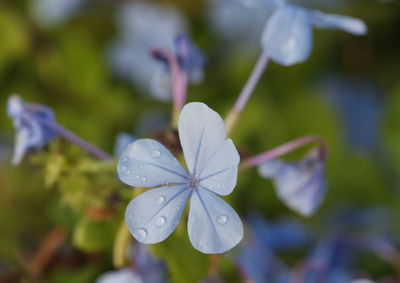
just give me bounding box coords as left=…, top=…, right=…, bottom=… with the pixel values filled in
left=134, top=175, right=140, bottom=180
left=156, top=196, right=165, bottom=204
left=126, top=170, right=131, bottom=175
left=141, top=176, right=147, bottom=182
left=217, top=215, right=228, bottom=225
left=121, top=165, right=127, bottom=172
left=127, top=214, right=133, bottom=219
left=123, top=157, right=129, bottom=162
left=155, top=216, right=166, bottom=228
left=175, top=205, right=181, bottom=211
left=134, top=228, right=147, bottom=242
left=151, top=150, right=161, bottom=158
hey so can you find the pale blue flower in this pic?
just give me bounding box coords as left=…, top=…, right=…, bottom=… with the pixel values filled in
left=30, top=0, right=85, bottom=27
left=245, top=0, right=367, bottom=65
left=258, top=148, right=326, bottom=216
left=109, top=1, right=187, bottom=100
left=118, top=102, right=243, bottom=254
left=7, top=95, right=57, bottom=165
left=96, top=268, right=142, bottom=283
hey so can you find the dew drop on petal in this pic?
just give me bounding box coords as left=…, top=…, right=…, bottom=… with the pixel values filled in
left=134, top=228, right=147, bottom=242
left=217, top=215, right=228, bottom=225
left=141, top=176, right=147, bottom=182
left=156, top=196, right=165, bottom=204
left=175, top=205, right=181, bottom=211
left=126, top=170, right=131, bottom=175
left=123, top=157, right=129, bottom=162
left=121, top=165, right=127, bottom=172
left=155, top=216, right=166, bottom=228
left=134, top=175, right=140, bottom=180
left=151, top=150, right=161, bottom=158
left=127, top=214, right=133, bottom=219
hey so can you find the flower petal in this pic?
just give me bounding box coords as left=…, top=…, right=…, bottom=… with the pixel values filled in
left=261, top=5, right=313, bottom=66
left=199, top=139, right=240, bottom=196
left=125, top=185, right=191, bottom=244
left=311, top=11, right=367, bottom=35
left=118, top=139, right=189, bottom=187
left=179, top=102, right=226, bottom=176
left=188, top=188, right=243, bottom=253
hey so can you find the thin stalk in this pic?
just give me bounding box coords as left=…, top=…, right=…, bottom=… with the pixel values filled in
left=240, top=135, right=327, bottom=170
left=37, top=117, right=113, bottom=160
left=225, top=51, right=269, bottom=134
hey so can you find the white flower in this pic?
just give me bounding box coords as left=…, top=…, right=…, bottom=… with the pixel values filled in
left=118, top=103, right=243, bottom=254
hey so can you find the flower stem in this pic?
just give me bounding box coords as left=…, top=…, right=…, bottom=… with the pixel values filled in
left=152, top=48, right=188, bottom=128
left=37, top=117, right=113, bottom=160
left=240, top=135, right=327, bottom=170
left=225, top=51, right=269, bottom=135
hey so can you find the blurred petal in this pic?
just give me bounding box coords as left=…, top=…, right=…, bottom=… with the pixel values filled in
left=114, top=133, right=137, bottom=157
left=261, top=6, right=313, bottom=66
left=199, top=139, right=240, bottom=195
left=125, top=185, right=191, bottom=244
left=188, top=188, right=243, bottom=253
left=7, top=95, right=57, bottom=165
left=179, top=102, right=226, bottom=176
left=174, top=35, right=206, bottom=83
left=311, top=11, right=367, bottom=35
left=12, top=127, right=30, bottom=165
left=96, top=268, right=143, bottom=283
left=118, top=139, right=189, bottom=187
left=258, top=150, right=326, bottom=216
left=150, top=64, right=172, bottom=101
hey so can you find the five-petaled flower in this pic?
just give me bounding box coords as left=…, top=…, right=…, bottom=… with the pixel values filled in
left=118, top=102, right=243, bottom=254
left=7, top=95, right=57, bottom=165
left=243, top=0, right=368, bottom=65
left=258, top=148, right=326, bottom=216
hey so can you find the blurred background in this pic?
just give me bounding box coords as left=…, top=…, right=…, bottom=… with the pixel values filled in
left=1, top=0, right=400, bottom=282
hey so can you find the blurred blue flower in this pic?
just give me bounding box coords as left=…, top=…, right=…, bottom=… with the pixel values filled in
left=7, top=95, right=57, bottom=165
left=96, top=244, right=165, bottom=283
left=249, top=215, right=311, bottom=250
left=241, top=0, right=367, bottom=65
left=30, top=0, right=85, bottom=27
left=151, top=35, right=206, bottom=98
left=233, top=218, right=290, bottom=283
left=118, top=102, right=243, bottom=254
left=258, top=148, right=326, bottom=216
left=96, top=268, right=142, bottom=283
left=114, top=133, right=137, bottom=158
left=108, top=1, right=187, bottom=101
left=322, top=77, right=383, bottom=152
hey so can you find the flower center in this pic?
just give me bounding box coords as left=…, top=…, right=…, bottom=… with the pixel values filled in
left=188, top=176, right=200, bottom=189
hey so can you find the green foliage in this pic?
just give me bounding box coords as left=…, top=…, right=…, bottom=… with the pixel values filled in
left=73, top=216, right=119, bottom=252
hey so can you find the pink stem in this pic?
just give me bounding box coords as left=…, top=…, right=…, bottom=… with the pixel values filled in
left=233, top=51, right=269, bottom=113
left=240, top=135, right=327, bottom=170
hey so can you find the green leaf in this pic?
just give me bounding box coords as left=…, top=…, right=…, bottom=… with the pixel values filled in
left=73, top=217, right=119, bottom=252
